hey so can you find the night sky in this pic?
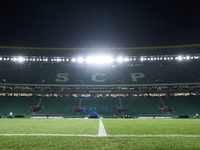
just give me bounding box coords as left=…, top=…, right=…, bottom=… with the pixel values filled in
left=0, top=0, right=200, bottom=48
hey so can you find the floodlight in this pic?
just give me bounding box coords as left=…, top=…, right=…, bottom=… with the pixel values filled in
left=95, top=57, right=104, bottom=64
left=86, top=57, right=95, bottom=63
left=140, top=57, right=144, bottom=61
left=117, top=57, right=123, bottom=63
left=95, top=57, right=101, bottom=63
left=186, top=56, right=190, bottom=60
left=71, top=58, right=76, bottom=62
left=178, top=56, right=182, bottom=60
left=77, top=57, right=84, bottom=63
left=125, top=58, right=129, bottom=62
left=18, top=56, right=24, bottom=62
left=99, top=56, right=113, bottom=64
left=106, top=57, right=114, bottom=63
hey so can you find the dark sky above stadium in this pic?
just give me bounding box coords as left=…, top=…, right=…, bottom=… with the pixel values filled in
left=0, top=0, right=200, bottom=48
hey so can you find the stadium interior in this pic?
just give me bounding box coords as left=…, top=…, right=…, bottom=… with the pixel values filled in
left=0, top=44, right=200, bottom=119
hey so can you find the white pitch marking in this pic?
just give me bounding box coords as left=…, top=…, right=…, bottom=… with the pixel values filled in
left=0, top=134, right=98, bottom=137
left=0, top=134, right=200, bottom=137
left=98, top=119, right=107, bottom=137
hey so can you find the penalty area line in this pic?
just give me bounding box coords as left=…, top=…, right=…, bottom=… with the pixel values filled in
left=0, top=134, right=200, bottom=137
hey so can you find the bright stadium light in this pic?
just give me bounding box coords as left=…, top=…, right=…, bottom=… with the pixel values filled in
left=18, top=56, right=24, bottom=62
left=95, top=57, right=102, bottom=63
left=56, top=58, right=62, bottom=62
left=77, top=57, right=84, bottom=63
left=86, top=56, right=113, bottom=64
left=117, top=57, right=123, bottom=63
left=178, top=56, right=182, bottom=60
left=186, top=56, right=190, bottom=60
left=140, top=57, right=144, bottom=61
left=71, top=58, right=76, bottom=62
left=86, top=57, right=95, bottom=63
left=98, top=56, right=113, bottom=64
left=125, top=58, right=129, bottom=62
left=105, top=57, right=114, bottom=63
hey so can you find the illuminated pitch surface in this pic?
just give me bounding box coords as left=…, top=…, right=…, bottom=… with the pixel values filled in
left=102, top=119, right=200, bottom=135
left=0, top=119, right=99, bottom=135
left=0, top=119, right=200, bottom=149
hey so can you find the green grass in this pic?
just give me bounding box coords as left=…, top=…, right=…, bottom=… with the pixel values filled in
left=1, top=136, right=200, bottom=150
left=103, top=119, right=200, bottom=135
left=0, top=119, right=99, bottom=135
left=0, top=119, right=200, bottom=149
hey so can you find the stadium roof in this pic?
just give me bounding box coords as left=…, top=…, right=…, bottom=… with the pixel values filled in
left=0, top=44, right=200, bottom=56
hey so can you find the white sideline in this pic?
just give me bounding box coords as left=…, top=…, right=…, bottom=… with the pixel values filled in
left=0, top=134, right=200, bottom=137
left=98, top=119, right=107, bottom=136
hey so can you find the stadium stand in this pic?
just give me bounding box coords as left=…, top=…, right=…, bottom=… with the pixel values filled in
left=163, top=97, right=200, bottom=118
left=0, top=97, right=39, bottom=118
left=1, top=44, right=200, bottom=119
left=1, top=64, right=200, bottom=84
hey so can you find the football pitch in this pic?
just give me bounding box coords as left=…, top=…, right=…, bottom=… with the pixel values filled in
left=0, top=119, right=200, bottom=149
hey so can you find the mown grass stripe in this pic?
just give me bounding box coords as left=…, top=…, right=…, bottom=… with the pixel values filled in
left=1, top=134, right=200, bottom=137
